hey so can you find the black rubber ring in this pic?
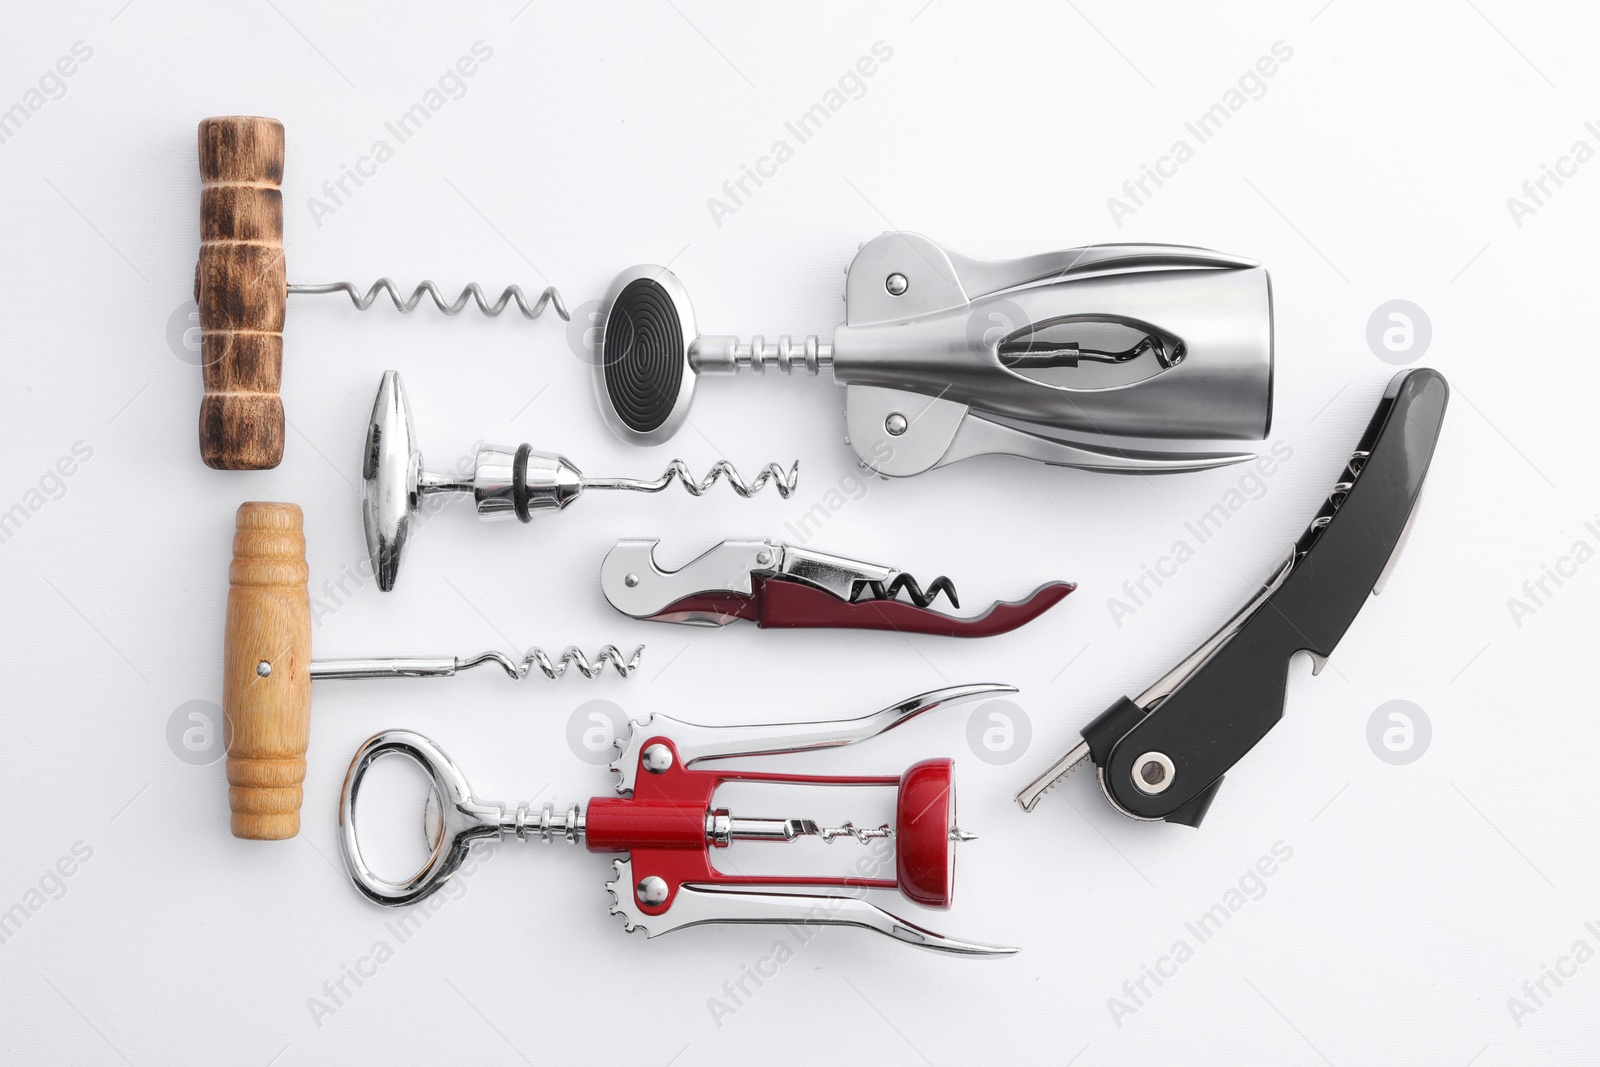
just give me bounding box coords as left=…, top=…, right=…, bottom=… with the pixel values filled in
left=512, top=443, right=532, bottom=523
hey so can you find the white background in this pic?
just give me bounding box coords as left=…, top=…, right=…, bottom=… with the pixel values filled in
left=1, top=2, right=1596, bottom=1064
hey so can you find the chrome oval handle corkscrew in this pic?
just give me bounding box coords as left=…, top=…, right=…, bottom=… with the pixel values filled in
left=362, top=371, right=798, bottom=590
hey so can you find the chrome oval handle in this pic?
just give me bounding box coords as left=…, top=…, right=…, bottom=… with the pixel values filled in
left=338, top=730, right=505, bottom=907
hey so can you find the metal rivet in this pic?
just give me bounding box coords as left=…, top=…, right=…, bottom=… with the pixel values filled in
left=885, top=273, right=908, bottom=296
left=624, top=573, right=640, bottom=588
left=1132, top=751, right=1175, bottom=795
left=755, top=550, right=773, bottom=565
left=256, top=661, right=272, bottom=678
left=636, top=875, right=669, bottom=905
left=885, top=413, right=908, bottom=436
left=642, top=743, right=674, bottom=774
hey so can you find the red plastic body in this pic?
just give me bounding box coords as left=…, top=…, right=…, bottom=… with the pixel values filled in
left=584, top=738, right=959, bottom=918
left=895, top=759, right=955, bottom=908
left=653, top=577, right=1074, bottom=637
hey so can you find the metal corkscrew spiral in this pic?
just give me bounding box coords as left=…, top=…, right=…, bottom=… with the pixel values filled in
left=455, top=645, right=642, bottom=679
left=814, top=821, right=894, bottom=844
left=289, top=280, right=570, bottom=320
left=852, top=573, right=960, bottom=610
left=1301, top=449, right=1372, bottom=544
left=581, top=460, right=799, bottom=500
left=309, top=645, right=644, bottom=681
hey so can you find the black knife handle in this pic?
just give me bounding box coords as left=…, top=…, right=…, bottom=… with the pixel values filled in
left=1097, top=368, right=1449, bottom=823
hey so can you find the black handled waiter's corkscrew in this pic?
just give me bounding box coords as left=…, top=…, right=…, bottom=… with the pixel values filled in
left=1016, top=368, right=1448, bottom=824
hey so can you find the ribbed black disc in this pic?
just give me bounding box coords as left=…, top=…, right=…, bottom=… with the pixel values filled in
left=603, top=278, right=684, bottom=434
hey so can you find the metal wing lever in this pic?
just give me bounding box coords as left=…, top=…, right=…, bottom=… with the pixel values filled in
left=609, top=863, right=1015, bottom=956
left=843, top=232, right=1261, bottom=325
left=944, top=242, right=1262, bottom=304
left=845, top=385, right=1255, bottom=478
left=611, top=683, right=1014, bottom=795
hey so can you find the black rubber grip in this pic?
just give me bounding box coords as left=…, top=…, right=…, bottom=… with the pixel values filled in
left=603, top=278, right=684, bottom=434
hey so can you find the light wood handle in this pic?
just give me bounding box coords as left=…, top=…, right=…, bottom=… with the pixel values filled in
left=224, top=502, right=311, bottom=839
left=196, top=116, right=287, bottom=471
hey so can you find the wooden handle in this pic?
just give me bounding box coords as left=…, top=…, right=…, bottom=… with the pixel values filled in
left=196, top=116, right=287, bottom=471
left=224, top=502, right=311, bottom=839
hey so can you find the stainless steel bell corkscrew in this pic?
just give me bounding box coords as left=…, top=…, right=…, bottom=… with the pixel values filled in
left=363, top=371, right=798, bottom=591
left=593, top=233, right=1274, bottom=476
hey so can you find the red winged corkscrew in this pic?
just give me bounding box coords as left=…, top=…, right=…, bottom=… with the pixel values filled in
left=339, top=685, right=1016, bottom=954
left=601, top=539, right=1073, bottom=637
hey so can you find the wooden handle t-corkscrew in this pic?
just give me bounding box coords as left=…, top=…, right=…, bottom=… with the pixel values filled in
left=196, top=116, right=287, bottom=470
left=224, top=502, right=311, bottom=839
